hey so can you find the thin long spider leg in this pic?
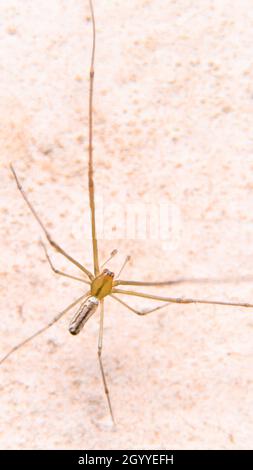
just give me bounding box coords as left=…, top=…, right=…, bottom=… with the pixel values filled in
left=97, top=299, right=114, bottom=424
left=110, top=294, right=171, bottom=316
left=40, top=241, right=90, bottom=285
left=114, top=275, right=253, bottom=288
left=112, top=288, right=253, bottom=309
left=0, top=292, right=90, bottom=366
left=10, top=164, right=94, bottom=281
left=88, top=0, right=99, bottom=276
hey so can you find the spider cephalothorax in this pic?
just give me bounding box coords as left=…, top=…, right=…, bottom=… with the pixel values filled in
left=91, top=269, right=115, bottom=300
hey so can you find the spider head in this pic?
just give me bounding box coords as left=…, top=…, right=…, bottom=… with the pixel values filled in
left=90, top=268, right=115, bottom=299
left=102, top=268, right=114, bottom=278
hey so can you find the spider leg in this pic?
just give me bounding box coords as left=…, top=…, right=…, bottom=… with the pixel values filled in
left=114, top=275, right=253, bottom=288
left=87, top=0, right=99, bottom=277
left=40, top=241, right=90, bottom=285
left=0, top=292, right=90, bottom=366
left=10, top=164, right=94, bottom=281
left=97, top=299, right=114, bottom=424
left=110, top=294, right=171, bottom=316
left=112, top=288, right=253, bottom=309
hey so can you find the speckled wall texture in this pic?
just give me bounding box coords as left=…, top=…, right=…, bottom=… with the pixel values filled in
left=0, top=0, right=253, bottom=450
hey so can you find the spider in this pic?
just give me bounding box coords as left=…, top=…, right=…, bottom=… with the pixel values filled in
left=2, top=0, right=253, bottom=424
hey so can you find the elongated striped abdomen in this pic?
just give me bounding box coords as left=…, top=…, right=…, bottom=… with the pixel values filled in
left=69, top=296, right=99, bottom=335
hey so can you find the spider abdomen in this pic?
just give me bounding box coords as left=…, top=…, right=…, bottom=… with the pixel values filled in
left=69, top=296, right=99, bottom=335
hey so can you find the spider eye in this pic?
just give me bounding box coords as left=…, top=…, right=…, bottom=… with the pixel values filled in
left=103, top=268, right=114, bottom=277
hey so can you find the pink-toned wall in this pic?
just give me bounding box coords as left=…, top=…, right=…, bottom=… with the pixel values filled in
left=1, top=0, right=253, bottom=449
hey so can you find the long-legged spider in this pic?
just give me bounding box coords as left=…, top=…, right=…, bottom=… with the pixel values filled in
left=1, top=0, right=253, bottom=424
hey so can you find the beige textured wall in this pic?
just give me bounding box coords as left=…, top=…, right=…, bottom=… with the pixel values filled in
left=1, top=0, right=253, bottom=449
